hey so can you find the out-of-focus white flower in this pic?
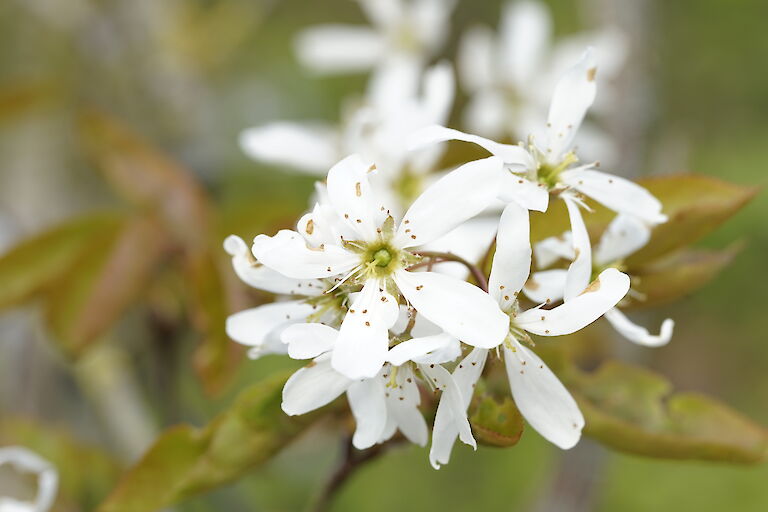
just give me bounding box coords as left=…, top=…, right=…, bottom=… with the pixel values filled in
left=0, top=447, right=57, bottom=512
left=251, top=154, right=509, bottom=379
left=524, top=213, right=674, bottom=347
left=429, top=203, right=630, bottom=468
left=294, top=0, right=456, bottom=110
left=458, top=0, right=626, bottom=162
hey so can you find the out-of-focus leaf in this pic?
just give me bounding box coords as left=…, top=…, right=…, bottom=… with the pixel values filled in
left=0, top=213, right=122, bottom=310
left=470, top=395, right=524, bottom=447
left=186, top=251, right=242, bottom=395
left=569, top=361, right=768, bottom=463
left=626, top=174, right=758, bottom=266
left=79, top=110, right=211, bottom=251
left=44, top=214, right=168, bottom=357
left=97, top=371, right=333, bottom=512
left=0, top=82, right=52, bottom=123
left=624, top=246, right=740, bottom=310
left=0, top=418, right=122, bottom=512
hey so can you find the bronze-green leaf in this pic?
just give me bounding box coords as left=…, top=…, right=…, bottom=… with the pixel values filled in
left=44, top=214, right=168, bottom=357
left=569, top=361, right=768, bottom=463
left=0, top=213, right=122, bottom=310
left=97, top=371, right=334, bottom=512
left=624, top=246, right=740, bottom=310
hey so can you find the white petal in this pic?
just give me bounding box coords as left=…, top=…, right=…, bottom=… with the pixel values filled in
left=489, top=203, right=531, bottom=309
left=545, top=48, right=597, bottom=161
left=499, top=0, right=552, bottom=88
left=457, top=25, right=496, bottom=92
left=462, top=89, right=508, bottom=139
left=281, top=323, right=338, bottom=359
left=523, top=269, right=567, bottom=304
left=503, top=341, right=583, bottom=449
left=426, top=350, right=486, bottom=469
left=252, top=230, right=359, bottom=280
left=327, top=154, right=388, bottom=242
left=594, top=213, right=651, bottom=266
left=358, top=0, right=402, bottom=29
left=386, top=366, right=428, bottom=446
left=516, top=268, right=630, bottom=336
left=0, top=446, right=58, bottom=512
left=226, top=301, right=314, bottom=358
left=395, top=270, right=508, bottom=349
left=387, top=333, right=459, bottom=366
left=563, top=195, right=592, bottom=301
left=331, top=279, right=398, bottom=379
left=421, top=60, right=456, bottom=125
left=348, top=377, right=388, bottom=449
left=498, top=172, right=549, bottom=212
left=395, top=156, right=503, bottom=248
left=239, top=123, right=338, bottom=174
left=224, top=235, right=324, bottom=295
left=533, top=231, right=574, bottom=268
left=422, top=363, right=475, bottom=446
left=408, top=125, right=536, bottom=169
left=604, top=308, right=674, bottom=347
left=294, top=25, right=384, bottom=73
left=367, top=54, right=422, bottom=113
left=282, top=357, right=352, bottom=415
left=411, top=335, right=462, bottom=364
left=560, top=168, right=667, bottom=224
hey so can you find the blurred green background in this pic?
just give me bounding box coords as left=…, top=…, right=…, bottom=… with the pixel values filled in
left=0, top=0, right=766, bottom=510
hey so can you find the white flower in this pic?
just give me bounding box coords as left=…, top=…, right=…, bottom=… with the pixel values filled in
left=458, top=0, right=626, bottom=163
left=524, top=213, right=674, bottom=347
left=429, top=203, right=631, bottom=468
left=252, top=154, right=509, bottom=379
left=223, top=235, right=341, bottom=359
left=294, top=0, right=456, bottom=110
left=279, top=314, right=463, bottom=449
left=0, top=446, right=57, bottom=512
left=413, top=48, right=666, bottom=224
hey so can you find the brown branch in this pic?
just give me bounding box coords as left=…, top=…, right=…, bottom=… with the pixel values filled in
left=411, top=251, right=489, bottom=292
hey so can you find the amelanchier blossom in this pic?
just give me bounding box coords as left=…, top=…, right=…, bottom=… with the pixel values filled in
left=428, top=203, right=630, bottom=468
left=524, top=213, right=674, bottom=346
left=458, top=0, right=626, bottom=163
left=294, top=0, right=456, bottom=110
left=251, top=153, right=509, bottom=379
left=0, top=446, right=58, bottom=512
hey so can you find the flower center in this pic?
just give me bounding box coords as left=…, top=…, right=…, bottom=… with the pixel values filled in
left=361, top=241, right=403, bottom=279
left=536, top=151, right=579, bottom=189
left=372, top=248, right=393, bottom=267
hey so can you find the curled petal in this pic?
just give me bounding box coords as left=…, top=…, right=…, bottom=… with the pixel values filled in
left=563, top=195, right=592, bottom=301
left=604, top=308, right=674, bottom=347
left=387, top=333, right=460, bottom=366
left=282, top=356, right=351, bottom=416
left=281, top=322, right=338, bottom=359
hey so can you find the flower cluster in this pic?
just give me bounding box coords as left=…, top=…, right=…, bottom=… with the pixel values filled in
left=228, top=1, right=672, bottom=469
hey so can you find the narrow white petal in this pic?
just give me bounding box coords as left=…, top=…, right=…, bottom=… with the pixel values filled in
left=395, top=270, right=508, bottom=349
left=427, top=349, right=487, bottom=469
left=412, top=336, right=462, bottom=364
left=327, top=154, right=388, bottom=242
left=499, top=0, right=552, bottom=87
left=489, top=203, right=532, bottom=309
left=395, top=156, right=503, bottom=248
left=387, top=333, right=459, bottom=366
left=358, top=0, right=402, bottom=29
left=563, top=196, right=592, bottom=301
left=282, top=357, right=351, bottom=415
left=517, top=268, right=630, bottom=336
left=252, top=230, right=359, bottom=280
left=226, top=301, right=314, bottom=358
left=331, top=279, right=398, bottom=379
left=560, top=168, right=667, bottom=224
left=239, top=123, right=338, bottom=174
left=422, top=363, right=475, bottom=447
left=594, top=213, right=651, bottom=266
left=498, top=172, right=550, bottom=212
left=348, top=377, right=388, bottom=449
left=281, top=323, right=338, bottom=359
left=421, top=60, right=456, bottom=125
left=545, top=48, right=597, bottom=160
left=604, top=308, right=674, bottom=347
left=295, top=25, right=384, bottom=73
left=224, top=235, right=324, bottom=295
left=408, top=125, right=536, bottom=168
left=386, top=366, right=428, bottom=446
left=503, top=342, right=583, bottom=449
left=523, top=269, right=567, bottom=304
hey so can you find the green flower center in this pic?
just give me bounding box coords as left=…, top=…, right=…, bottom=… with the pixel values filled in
left=372, top=248, right=393, bottom=267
